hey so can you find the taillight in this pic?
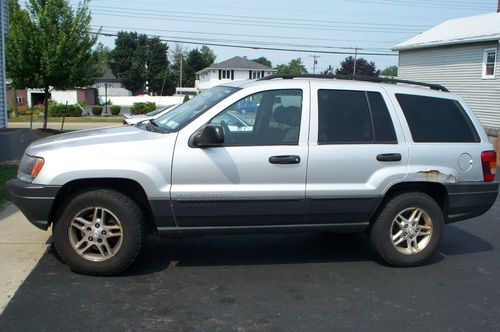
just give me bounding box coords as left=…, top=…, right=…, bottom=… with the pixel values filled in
left=123, top=120, right=127, bottom=125
left=481, top=150, right=497, bottom=182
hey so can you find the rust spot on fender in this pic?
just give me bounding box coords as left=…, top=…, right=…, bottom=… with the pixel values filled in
left=417, top=170, right=458, bottom=183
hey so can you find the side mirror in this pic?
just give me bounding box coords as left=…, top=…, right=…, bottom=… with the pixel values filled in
left=192, top=124, right=224, bottom=148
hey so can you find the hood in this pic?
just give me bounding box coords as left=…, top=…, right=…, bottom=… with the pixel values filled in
left=26, top=125, right=167, bottom=155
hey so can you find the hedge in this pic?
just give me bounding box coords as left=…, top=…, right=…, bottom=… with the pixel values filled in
left=110, top=105, right=121, bottom=116
left=130, top=102, right=156, bottom=115
left=91, top=106, right=103, bottom=116
left=48, top=103, right=82, bottom=117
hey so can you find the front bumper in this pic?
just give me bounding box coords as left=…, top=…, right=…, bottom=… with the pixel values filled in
left=445, top=182, right=499, bottom=223
left=4, top=178, right=61, bottom=230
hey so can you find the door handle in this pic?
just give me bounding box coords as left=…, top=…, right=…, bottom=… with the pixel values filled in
left=269, top=155, right=301, bottom=164
left=376, top=153, right=402, bottom=162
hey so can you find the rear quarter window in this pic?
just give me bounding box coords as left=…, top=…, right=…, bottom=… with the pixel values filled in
left=396, top=94, right=480, bottom=143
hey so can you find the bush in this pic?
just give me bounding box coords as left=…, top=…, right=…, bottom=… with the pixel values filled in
left=91, top=106, right=103, bottom=116
left=48, top=102, right=82, bottom=117
left=17, top=106, right=32, bottom=116
left=183, top=95, right=190, bottom=103
left=130, top=102, right=156, bottom=115
left=109, top=105, right=121, bottom=116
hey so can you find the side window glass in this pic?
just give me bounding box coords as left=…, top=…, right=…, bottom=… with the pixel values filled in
left=396, top=94, right=479, bottom=143
left=318, top=90, right=397, bottom=144
left=318, top=90, right=373, bottom=143
left=367, top=92, right=397, bottom=143
left=210, top=89, right=303, bottom=146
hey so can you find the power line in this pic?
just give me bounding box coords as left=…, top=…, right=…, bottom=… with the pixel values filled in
left=89, top=4, right=432, bottom=29
left=90, top=11, right=424, bottom=34
left=93, top=26, right=395, bottom=52
left=77, top=0, right=472, bottom=21
left=96, top=24, right=401, bottom=45
left=95, top=30, right=398, bottom=57
left=349, top=0, right=494, bottom=10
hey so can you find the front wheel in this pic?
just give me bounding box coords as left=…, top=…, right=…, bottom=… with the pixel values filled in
left=53, top=189, right=144, bottom=275
left=369, top=192, right=444, bottom=267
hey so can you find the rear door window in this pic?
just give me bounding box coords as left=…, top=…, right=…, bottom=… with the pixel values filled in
left=318, top=90, right=397, bottom=144
left=396, top=94, right=479, bottom=143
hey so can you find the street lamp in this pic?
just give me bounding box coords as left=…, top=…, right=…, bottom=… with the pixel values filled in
left=104, top=82, right=109, bottom=115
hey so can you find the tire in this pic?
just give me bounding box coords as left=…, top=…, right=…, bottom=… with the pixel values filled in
left=369, top=192, right=443, bottom=267
left=53, top=189, right=144, bottom=275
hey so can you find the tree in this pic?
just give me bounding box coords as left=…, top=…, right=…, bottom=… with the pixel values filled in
left=275, top=58, right=308, bottom=75
left=146, top=37, right=175, bottom=96
left=109, top=32, right=147, bottom=94
left=183, top=46, right=216, bottom=87
left=6, top=0, right=101, bottom=129
left=252, top=57, right=272, bottom=68
left=381, top=65, right=398, bottom=77
left=335, top=56, right=379, bottom=77
left=321, top=65, right=334, bottom=75
left=110, top=32, right=174, bottom=95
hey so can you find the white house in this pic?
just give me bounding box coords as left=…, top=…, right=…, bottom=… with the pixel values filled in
left=93, top=68, right=132, bottom=103
left=393, top=6, right=500, bottom=136
left=194, top=56, right=276, bottom=91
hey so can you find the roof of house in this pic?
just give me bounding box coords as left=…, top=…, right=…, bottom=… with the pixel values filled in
left=393, top=12, right=500, bottom=51
left=196, top=56, right=276, bottom=74
left=95, top=68, right=120, bottom=82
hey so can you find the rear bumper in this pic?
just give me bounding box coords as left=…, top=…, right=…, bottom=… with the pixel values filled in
left=4, top=178, right=60, bottom=230
left=444, top=182, right=498, bottom=223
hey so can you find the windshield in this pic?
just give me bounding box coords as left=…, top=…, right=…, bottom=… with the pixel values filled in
left=146, top=105, right=174, bottom=117
left=154, top=86, right=239, bottom=131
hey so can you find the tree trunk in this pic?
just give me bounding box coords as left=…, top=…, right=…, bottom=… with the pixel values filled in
left=43, top=86, right=49, bottom=130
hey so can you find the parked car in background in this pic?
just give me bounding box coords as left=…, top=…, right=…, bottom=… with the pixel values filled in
left=210, top=110, right=253, bottom=132
left=5, top=75, right=498, bottom=275
left=122, top=104, right=179, bottom=125
left=234, top=99, right=258, bottom=113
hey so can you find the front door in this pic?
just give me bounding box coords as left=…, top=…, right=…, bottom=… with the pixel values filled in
left=171, top=84, right=310, bottom=227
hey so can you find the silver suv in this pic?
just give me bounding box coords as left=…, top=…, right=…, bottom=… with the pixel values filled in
left=5, top=75, right=498, bottom=275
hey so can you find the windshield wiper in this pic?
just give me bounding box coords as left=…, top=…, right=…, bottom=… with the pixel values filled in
left=148, top=119, right=171, bottom=133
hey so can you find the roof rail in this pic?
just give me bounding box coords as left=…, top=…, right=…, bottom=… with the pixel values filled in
left=258, top=74, right=449, bottom=92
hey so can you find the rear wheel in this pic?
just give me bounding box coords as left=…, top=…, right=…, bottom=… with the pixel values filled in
left=53, top=189, right=144, bottom=275
left=370, top=192, right=443, bottom=266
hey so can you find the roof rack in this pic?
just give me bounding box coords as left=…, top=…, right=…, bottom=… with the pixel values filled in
left=258, top=74, right=449, bottom=92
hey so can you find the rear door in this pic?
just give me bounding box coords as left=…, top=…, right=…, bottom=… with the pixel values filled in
left=306, top=82, right=408, bottom=225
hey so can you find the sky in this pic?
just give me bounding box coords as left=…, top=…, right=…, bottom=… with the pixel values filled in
left=68, top=0, right=497, bottom=73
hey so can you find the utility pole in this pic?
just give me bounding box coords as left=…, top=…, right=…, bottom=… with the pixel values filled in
left=309, top=55, right=320, bottom=74
left=353, top=47, right=363, bottom=76
left=179, top=55, right=183, bottom=88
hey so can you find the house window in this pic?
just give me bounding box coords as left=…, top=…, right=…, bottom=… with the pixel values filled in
left=221, top=70, right=231, bottom=79
left=16, top=97, right=25, bottom=105
left=482, top=48, right=497, bottom=78
left=250, top=71, right=263, bottom=79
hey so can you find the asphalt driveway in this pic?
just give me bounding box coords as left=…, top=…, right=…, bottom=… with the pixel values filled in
left=1, top=196, right=499, bottom=331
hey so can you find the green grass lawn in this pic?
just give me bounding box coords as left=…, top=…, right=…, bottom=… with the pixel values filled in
left=0, top=165, right=17, bottom=208
left=9, top=115, right=122, bottom=123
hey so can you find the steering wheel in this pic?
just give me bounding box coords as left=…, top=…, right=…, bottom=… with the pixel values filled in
left=220, top=120, right=235, bottom=144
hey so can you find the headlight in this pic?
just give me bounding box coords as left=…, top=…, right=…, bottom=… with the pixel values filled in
left=18, top=154, right=45, bottom=183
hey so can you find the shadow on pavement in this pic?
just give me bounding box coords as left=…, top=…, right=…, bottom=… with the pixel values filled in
left=46, top=223, right=493, bottom=277
left=39, top=219, right=497, bottom=277
left=122, top=232, right=372, bottom=276
left=0, top=204, right=20, bottom=221
left=439, top=224, right=494, bottom=256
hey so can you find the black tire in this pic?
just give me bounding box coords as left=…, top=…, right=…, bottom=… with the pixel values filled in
left=369, top=192, right=443, bottom=267
left=53, top=189, right=144, bottom=275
